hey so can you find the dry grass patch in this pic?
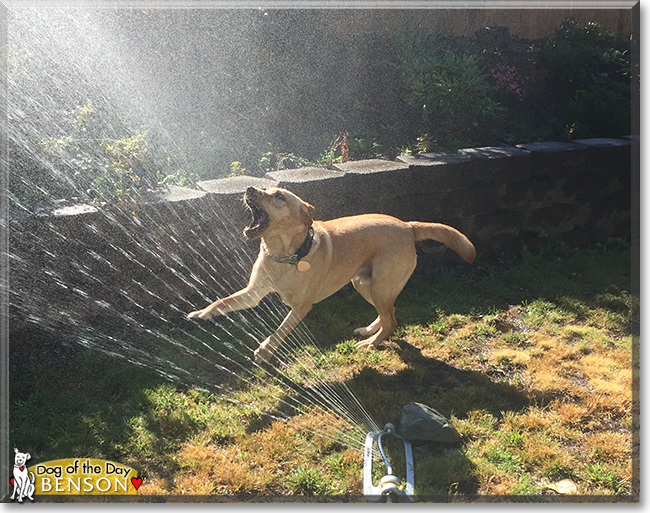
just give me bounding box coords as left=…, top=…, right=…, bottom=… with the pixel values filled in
left=586, top=432, right=631, bottom=464
left=165, top=408, right=363, bottom=496
left=492, top=348, right=530, bottom=367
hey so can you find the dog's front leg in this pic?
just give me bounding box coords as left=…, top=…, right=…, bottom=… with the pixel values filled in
left=187, top=284, right=270, bottom=320
left=15, top=480, right=24, bottom=502
left=254, top=306, right=311, bottom=364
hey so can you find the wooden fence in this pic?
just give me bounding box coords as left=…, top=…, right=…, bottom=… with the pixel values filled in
left=317, top=8, right=634, bottom=40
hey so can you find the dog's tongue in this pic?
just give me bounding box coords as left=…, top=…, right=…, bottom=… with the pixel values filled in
left=246, top=210, right=267, bottom=236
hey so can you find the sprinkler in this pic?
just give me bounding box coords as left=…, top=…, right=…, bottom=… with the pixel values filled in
left=363, top=423, right=415, bottom=502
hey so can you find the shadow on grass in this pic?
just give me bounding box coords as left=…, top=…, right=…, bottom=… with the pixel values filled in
left=9, top=328, right=166, bottom=462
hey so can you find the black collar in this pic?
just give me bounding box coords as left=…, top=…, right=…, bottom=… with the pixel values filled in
left=262, top=225, right=314, bottom=266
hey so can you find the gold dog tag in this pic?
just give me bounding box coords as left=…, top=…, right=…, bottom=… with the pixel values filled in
left=297, top=261, right=311, bottom=272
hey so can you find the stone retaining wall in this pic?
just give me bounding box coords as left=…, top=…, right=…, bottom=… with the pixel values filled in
left=8, top=138, right=634, bottom=338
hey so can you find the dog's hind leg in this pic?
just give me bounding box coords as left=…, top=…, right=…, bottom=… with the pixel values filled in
left=354, top=315, right=381, bottom=338
left=354, top=298, right=397, bottom=349
left=351, top=262, right=383, bottom=337
left=354, top=248, right=417, bottom=349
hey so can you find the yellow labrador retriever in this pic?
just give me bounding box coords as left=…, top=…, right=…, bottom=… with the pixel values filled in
left=187, top=186, right=475, bottom=363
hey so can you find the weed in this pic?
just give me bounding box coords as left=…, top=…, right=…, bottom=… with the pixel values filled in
left=429, top=313, right=467, bottom=335
left=157, top=169, right=199, bottom=188
left=541, top=460, right=578, bottom=481
left=228, top=161, right=246, bottom=177
left=585, top=462, right=627, bottom=494
left=288, top=466, right=331, bottom=495
left=521, top=299, right=573, bottom=328
left=508, top=474, right=542, bottom=495
left=335, top=340, right=356, bottom=355
left=257, top=148, right=313, bottom=174
left=502, top=331, right=528, bottom=347
left=502, top=428, right=525, bottom=448
left=415, top=450, right=478, bottom=495
left=484, top=445, right=523, bottom=474
left=317, top=132, right=351, bottom=167
left=473, top=324, right=497, bottom=339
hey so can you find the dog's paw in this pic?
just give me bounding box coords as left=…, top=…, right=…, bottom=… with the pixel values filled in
left=254, top=339, right=275, bottom=364
left=354, top=338, right=374, bottom=349
left=354, top=335, right=384, bottom=349
left=353, top=326, right=370, bottom=337
left=187, top=309, right=212, bottom=320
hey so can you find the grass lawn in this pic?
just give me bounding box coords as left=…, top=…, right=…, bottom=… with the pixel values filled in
left=9, top=238, right=638, bottom=500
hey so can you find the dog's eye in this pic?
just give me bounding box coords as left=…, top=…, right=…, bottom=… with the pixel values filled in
left=274, top=192, right=285, bottom=201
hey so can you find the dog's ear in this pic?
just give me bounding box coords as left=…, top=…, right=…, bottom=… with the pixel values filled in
left=14, top=448, right=19, bottom=454
left=26, top=453, right=31, bottom=460
left=301, top=201, right=315, bottom=223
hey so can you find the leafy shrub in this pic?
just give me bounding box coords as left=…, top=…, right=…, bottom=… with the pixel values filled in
left=565, top=83, right=631, bottom=139
left=10, top=101, right=187, bottom=210
left=536, top=17, right=632, bottom=139
left=538, top=18, right=623, bottom=102
left=156, top=169, right=199, bottom=188
left=94, top=128, right=150, bottom=208
left=395, top=33, right=506, bottom=151
left=258, top=150, right=313, bottom=175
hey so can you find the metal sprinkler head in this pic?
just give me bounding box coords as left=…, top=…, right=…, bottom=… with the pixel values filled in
left=363, top=423, right=415, bottom=502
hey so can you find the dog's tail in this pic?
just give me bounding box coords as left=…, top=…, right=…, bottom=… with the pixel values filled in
left=409, top=222, right=476, bottom=263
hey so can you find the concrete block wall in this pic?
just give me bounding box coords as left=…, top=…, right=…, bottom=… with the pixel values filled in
left=8, top=138, right=634, bottom=337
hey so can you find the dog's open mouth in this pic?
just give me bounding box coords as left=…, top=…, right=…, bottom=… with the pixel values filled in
left=244, top=199, right=269, bottom=239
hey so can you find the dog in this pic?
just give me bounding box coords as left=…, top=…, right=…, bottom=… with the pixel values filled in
left=188, top=186, right=475, bottom=363
left=11, top=448, right=35, bottom=502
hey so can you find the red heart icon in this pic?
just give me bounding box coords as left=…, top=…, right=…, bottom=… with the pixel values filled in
left=131, top=477, right=142, bottom=490
left=10, top=478, right=14, bottom=487
left=20, top=467, right=25, bottom=471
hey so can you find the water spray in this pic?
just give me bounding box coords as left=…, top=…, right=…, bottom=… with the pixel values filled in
left=363, top=423, right=415, bottom=502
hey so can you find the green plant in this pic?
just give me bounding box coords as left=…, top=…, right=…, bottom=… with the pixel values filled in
left=585, top=462, right=627, bottom=494
left=397, top=44, right=506, bottom=149
left=257, top=150, right=313, bottom=174
left=537, top=17, right=632, bottom=140
left=91, top=128, right=152, bottom=208
left=288, top=466, right=332, bottom=495
left=157, top=169, right=199, bottom=188
left=502, top=331, right=527, bottom=347
left=565, top=84, right=631, bottom=139
left=317, top=132, right=350, bottom=167
left=414, top=133, right=435, bottom=153
left=228, top=161, right=246, bottom=177
left=73, top=103, right=95, bottom=127
left=484, top=445, right=522, bottom=474
left=12, top=100, right=194, bottom=211
left=539, top=18, right=622, bottom=101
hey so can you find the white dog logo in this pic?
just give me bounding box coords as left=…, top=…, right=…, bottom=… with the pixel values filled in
left=10, top=448, right=35, bottom=502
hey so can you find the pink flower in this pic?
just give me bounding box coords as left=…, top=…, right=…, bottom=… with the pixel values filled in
left=491, top=65, right=524, bottom=99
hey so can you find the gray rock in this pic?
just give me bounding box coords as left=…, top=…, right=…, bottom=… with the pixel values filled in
left=397, top=402, right=461, bottom=446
